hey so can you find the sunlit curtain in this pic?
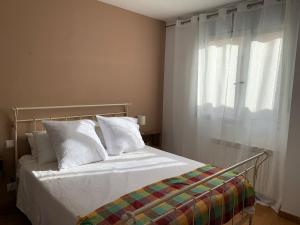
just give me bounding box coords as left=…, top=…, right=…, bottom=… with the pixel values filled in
left=163, top=0, right=300, bottom=210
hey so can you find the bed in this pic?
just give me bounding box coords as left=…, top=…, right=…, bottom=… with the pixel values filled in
left=17, top=146, right=204, bottom=225
left=12, top=104, right=268, bottom=225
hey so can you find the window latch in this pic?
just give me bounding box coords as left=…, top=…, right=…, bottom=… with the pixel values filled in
left=233, top=81, right=245, bottom=85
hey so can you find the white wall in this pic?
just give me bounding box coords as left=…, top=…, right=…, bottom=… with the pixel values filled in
left=281, top=24, right=300, bottom=217
left=162, top=26, right=175, bottom=149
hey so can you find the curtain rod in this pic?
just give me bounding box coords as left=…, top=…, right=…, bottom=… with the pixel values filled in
left=165, top=0, right=265, bottom=28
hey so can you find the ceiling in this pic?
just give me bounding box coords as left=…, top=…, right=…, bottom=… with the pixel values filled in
left=98, top=0, right=239, bottom=22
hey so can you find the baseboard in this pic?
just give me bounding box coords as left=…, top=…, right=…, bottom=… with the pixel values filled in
left=279, top=210, right=300, bottom=224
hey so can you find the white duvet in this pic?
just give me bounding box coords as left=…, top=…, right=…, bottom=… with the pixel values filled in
left=17, top=146, right=204, bottom=225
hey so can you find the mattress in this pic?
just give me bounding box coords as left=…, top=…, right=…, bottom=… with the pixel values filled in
left=17, top=146, right=204, bottom=225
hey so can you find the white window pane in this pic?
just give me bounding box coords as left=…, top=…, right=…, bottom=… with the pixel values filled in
left=245, top=36, right=282, bottom=112
left=198, top=42, right=238, bottom=109
left=225, top=44, right=239, bottom=109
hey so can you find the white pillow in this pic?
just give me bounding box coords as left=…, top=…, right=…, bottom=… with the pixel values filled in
left=96, top=116, right=145, bottom=155
left=90, top=118, right=136, bottom=149
left=43, top=120, right=108, bottom=170
left=25, top=133, right=38, bottom=158
left=33, top=131, right=57, bottom=164
left=89, top=120, right=106, bottom=148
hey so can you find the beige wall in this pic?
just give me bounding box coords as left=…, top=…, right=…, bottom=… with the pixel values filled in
left=0, top=0, right=165, bottom=207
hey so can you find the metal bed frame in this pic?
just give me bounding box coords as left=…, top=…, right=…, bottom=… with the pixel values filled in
left=122, top=151, right=269, bottom=225
left=12, top=103, right=130, bottom=169
left=12, top=103, right=269, bottom=225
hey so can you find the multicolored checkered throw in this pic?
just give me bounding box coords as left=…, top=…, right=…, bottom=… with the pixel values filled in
left=78, top=165, right=255, bottom=225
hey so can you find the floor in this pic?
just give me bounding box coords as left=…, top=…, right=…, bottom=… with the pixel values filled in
left=251, top=205, right=299, bottom=225
left=0, top=204, right=298, bottom=225
left=0, top=207, right=31, bottom=225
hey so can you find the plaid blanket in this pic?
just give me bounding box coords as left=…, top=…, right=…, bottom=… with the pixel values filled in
left=78, top=165, right=255, bottom=225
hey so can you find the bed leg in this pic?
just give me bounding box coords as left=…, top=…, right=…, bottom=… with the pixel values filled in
left=244, top=207, right=255, bottom=225
left=248, top=214, right=253, bottom=225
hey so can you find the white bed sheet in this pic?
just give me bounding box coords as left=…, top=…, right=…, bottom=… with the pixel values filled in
left=17, top=146, right=204, bottom=225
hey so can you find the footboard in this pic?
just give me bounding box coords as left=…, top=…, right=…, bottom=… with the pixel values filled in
left=78, top=151, right=269, bottom=225
left=121, top=151, right=269, bottom=225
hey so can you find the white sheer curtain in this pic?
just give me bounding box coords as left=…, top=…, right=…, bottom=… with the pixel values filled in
left=163, top=0, right=300, bottom=210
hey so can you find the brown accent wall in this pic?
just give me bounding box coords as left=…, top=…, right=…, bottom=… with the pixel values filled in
left=0, top=0, right=165, bottom=207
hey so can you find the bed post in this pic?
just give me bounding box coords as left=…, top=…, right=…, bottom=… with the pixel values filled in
left=125, top=104, right=129, bottom=116
left=248, top=209, right=255, bottom=225
left=13, top=108, right=18, bottom=175
left=249, top=215, right=253, bottom=225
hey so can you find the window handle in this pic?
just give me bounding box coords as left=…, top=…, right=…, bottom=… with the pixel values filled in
left=233, top=81, right=245, bottom=85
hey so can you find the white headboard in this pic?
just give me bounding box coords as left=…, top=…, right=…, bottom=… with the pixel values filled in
left=12, top=103, right=131, bottom=171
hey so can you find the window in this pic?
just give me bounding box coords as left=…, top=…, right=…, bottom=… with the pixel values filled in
left=198, top=32, right=283, bottom=115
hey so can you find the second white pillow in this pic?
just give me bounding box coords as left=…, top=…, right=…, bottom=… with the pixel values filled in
left=33, top=131, right=57, bottom=164
left=96, top=116, right=145, bottom=155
